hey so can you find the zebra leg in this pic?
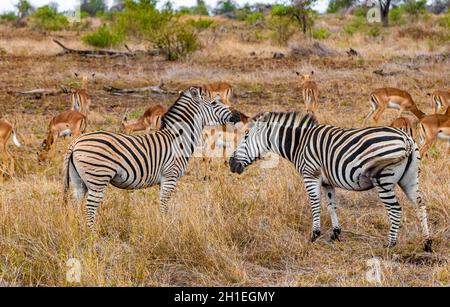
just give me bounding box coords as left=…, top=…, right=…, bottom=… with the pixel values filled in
left=85, top=188, right=107, bottom=228
left=304, top=176, right=322, bottom=242
left=159, top=178, right=177, bottom=214
left=374, top=182, right=401, bottom=248
left=324, top=185, right=341, bottom=241
left=398, top=158, right=432, bottom=252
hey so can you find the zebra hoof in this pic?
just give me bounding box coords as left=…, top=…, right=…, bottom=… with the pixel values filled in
left=424, top=239, right=432, bottom=253
left=383, top=241, right=397, bottom=249
left=311, top=230, right=321, bottom=242
left=330, top=228, right=341, bottom=241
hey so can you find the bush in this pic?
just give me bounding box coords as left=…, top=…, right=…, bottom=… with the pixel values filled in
left=268, top=15, right=295, bottom=45
left=245, top=12, right=264, bottom=26
left=389, top=7, right=405, bottom=25
left=344, top=16, right=366, bottom=35
left=438, top=14, right=450, bottom=29
left=367, top=24, right=381, bottom=37
left=187, top=18, right=215, bottom=30
left=0, top=12, right=18, bottom=22
left=153, top=23, right=199, bottom=60
left=30, top=5, right=69, bottom=31
left=82, top=25, right=124, bottom=48
left=312, top=28, right=331, bottom=40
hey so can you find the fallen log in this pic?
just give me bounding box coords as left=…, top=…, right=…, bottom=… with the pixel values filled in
left=13, top=85, right=70, bottom=99
left=103, top=84, right=177, bottom=96
left=53, top=39, right=134, bottom=58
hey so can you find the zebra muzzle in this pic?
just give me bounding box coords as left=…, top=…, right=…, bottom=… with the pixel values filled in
left=229, top=157, right=245, bottom=174
left=229, top=110, right=242, bottom=124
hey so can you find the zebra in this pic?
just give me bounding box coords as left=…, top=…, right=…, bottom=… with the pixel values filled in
left=229, top=112, right=432, bottom=252
left=63, top=86, right=241, bottom=227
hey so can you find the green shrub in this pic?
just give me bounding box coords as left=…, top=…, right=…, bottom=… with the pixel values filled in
left=187, top=18, right=215, bottom=30
left=268, top=15, right=295, bottom=45
left=367, top=24, right=381, bottom=37
left=245, top=12, right=264, bottom=26
left=344, top=16, right=366, bottom=35
left=0, top=12, right=18, bottom=22
left=82, top=25, right=124, bottom=48
left=30, top=5, right=69, bottom=31
left=438, top=14, right=450, bottom=28
left=153, top=23, right=199, bottom=60
left=312, top=28, right=331, bottom=40
left=389, top=7, right=404, bottom=25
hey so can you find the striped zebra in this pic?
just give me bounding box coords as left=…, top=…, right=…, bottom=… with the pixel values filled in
left=229, top=112, right=432, bottom=252
left=63, top=86, right=241, bottom=227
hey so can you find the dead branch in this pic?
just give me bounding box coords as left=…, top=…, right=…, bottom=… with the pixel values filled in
left=12, top=85, right=70, bottom=99
left=373, top=69, right=401, bottom=77
left=53, top=39, right=134, bottom=58
left=103, top=84, right=177, bottom=96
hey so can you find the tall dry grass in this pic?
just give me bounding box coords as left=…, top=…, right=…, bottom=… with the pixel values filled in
left=0, top=14, right=449, bottom=286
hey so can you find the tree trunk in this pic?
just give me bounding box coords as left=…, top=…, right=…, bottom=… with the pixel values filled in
left=379, top=0, right=391, bottom=27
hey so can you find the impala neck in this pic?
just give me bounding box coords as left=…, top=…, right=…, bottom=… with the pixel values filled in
left=410, top=105, right=425, bottom=120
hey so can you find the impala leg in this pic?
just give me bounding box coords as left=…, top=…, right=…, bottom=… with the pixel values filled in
left=324, top=185, right=341, bottom=241
left=8, top=150, right=14, bottom=178
left=373, top=105, right=386, bottom=123
left=159, top=177, right=177, bottom=214
left=304, top=175, right=322, bottom=242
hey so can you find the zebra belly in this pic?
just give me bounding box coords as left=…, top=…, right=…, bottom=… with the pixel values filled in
left=321, top=172, right=374, bottom=191
left=110, top=167, right=160, bottom=190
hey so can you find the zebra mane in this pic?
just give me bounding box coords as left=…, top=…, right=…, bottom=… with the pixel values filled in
left=251, top=112, right=318, bottom=129
left=159, top=86, right=203, bottom=129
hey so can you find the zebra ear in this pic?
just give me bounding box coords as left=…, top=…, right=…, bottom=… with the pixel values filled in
left=252, top=112, right=271, bottom=123
left=189, top=87, right=202, bottom=101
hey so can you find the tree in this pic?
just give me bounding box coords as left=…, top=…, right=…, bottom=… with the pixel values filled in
left=327, top=0, right=356, bottom=13
left=15, top=0, right=33, bottom=19
left=379, top=0, right=392, bottom=26
left=192, top=0, right=209, bottom=16
left=214, top=0, right=238, bottom=15
left=81, top=0, right=107, bottom=16
left=271, top=1, right=316, bottom=35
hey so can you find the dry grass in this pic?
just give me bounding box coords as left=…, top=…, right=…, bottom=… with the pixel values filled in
left=0, top=15, right=449, bottom=286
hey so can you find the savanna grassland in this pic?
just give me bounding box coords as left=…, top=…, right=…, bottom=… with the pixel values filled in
left=0, top=12, right=449, bottom=286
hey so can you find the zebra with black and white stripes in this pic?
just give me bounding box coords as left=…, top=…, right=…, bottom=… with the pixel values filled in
left=63, top=86, right=241, bottom=227
left=229, top=112, right=432, bottom=252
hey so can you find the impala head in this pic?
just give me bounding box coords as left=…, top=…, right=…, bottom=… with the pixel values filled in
left=296, top=71, right=314, bottom=81
left=74, top=72, right=95, bottom=90
left=185, top=86, right=241, bottom=126
left=37, top=139, right=50, bottom=162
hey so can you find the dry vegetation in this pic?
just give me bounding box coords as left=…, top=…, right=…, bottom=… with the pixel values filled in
left=0, top=14, right=449, bottom=286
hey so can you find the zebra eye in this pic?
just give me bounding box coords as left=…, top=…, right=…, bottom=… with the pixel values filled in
left=211, top=101, right=217, bottom=106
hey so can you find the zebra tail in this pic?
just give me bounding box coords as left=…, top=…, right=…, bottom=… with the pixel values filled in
left=63, top=142, right=76, bottom=205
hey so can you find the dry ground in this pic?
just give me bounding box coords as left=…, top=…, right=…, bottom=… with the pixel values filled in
left=0, top=16, right=449, bottom=286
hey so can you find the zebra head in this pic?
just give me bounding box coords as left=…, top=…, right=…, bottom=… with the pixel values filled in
left=186, top=87, right=241, bottom=126
left=229, top=112, right=272, bottom=174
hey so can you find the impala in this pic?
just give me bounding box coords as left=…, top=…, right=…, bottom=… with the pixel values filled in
left=417, top=107, right=450, bottom=157
left=202, top=81, right=233, bottom=104
left=297, top=71, right=318, bottom=113
left=0, top=118, right=21, bottom=179
left=120, top=104, right=168, bottom=134
left=71, top=73, right=94, bottom=116
left=364, top=87, right=425, bottom=124
left=38, top=110, right=87, bottom=162
left=390, top=117, right=414, bottom=138
left=428, top=90, right=449, bottom=114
